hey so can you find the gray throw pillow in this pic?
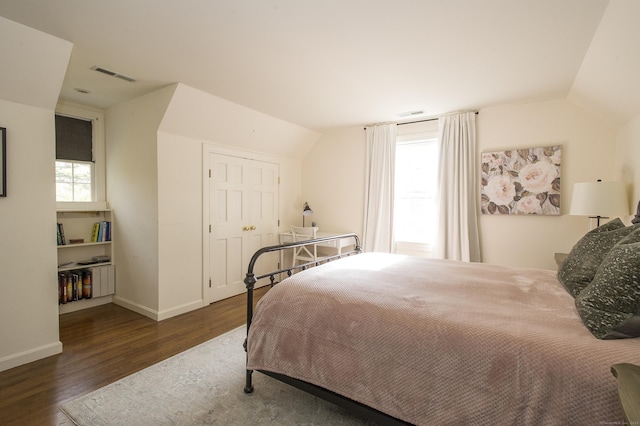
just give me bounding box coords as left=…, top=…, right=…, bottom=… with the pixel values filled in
left=557, top=219, right=635, bottom=297
left=575, top=227, right=640, bottom=339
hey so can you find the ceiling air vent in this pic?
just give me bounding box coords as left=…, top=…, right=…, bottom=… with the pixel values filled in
left=91, top=66, right=136, bottom=82
left=397, top=110, right=424, bottom=118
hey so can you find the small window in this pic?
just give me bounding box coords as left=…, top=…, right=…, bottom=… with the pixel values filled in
left=55, top=114, right=93, bottom=202
left=54, top=108, right=105, bottom=206
left=55, top=160, right=93, bottom=202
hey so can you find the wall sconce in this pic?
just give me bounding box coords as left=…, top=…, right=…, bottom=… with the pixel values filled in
left=569, top=180, right=629, bottom=227
left=302, top=202, right=313, bottom=226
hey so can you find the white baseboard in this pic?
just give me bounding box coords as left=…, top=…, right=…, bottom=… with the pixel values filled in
left=0, top=341, right=63, bottom=373
left=113, top=296, right=204, bottom=322
left=112, top=296, right=159, bottom=320
left=157, top=300, right=205, bottom=321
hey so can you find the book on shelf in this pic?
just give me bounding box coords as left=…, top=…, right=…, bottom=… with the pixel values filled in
left=58, top=269, right=92, bottom=304
left=58, top=272, right=67, bottom=303
left=57, top=223, right=66, bottom=246
left=90, top=222, right=100, bottom=243
left=82, top=269, right=93, bottom=299
left=91, top=221, right=112, bottom=242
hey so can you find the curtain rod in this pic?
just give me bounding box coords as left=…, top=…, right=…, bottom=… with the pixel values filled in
left=397, top=117, right=437, bottom=126
left=364, top=111, right=478, bottom=130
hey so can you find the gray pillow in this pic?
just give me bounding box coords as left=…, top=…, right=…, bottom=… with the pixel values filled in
left=575, top=227, right=640, bottom=339
left=557, top=219, right=635, bottom=297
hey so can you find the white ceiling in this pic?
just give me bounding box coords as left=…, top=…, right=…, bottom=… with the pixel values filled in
left=1, top=0, right=638, bottom=132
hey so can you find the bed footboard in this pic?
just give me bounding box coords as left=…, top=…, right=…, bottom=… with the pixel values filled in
left=243, top=233, right=361, bottom=393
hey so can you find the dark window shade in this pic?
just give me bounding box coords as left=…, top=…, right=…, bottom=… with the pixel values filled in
left=55, top=115, right=93, bottom=162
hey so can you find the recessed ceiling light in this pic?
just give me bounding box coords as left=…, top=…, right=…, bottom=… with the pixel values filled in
left=74, top=88, right=91, bottom=94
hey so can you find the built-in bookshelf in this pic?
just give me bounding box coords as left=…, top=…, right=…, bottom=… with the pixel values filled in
left=56, top=209, right=115, bottom=314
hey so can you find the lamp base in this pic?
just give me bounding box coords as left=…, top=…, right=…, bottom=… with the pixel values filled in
left=589, top=215, right=607, bottom=227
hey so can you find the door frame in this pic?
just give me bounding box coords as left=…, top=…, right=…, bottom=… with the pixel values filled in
left=202, top=143, right=282, bottom=304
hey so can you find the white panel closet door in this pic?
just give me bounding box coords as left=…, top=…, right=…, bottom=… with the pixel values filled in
left=207, top=153, right=279, bottom=303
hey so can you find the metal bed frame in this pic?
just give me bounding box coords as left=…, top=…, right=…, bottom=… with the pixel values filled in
left=242, top=233, right=410, bottom=425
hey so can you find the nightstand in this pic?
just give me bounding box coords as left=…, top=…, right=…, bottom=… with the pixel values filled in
left=611, top=363, right=640, bottom=423
left=554, top=252, right=568, bottom=268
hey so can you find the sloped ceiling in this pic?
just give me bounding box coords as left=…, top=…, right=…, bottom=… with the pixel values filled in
left=159, top=83, right=320, bottom=159
left=568, top=0, right=640, bottom=125
left=1, top=1, right=638, bottom=131
left=0, top=16, right=72, bottom=110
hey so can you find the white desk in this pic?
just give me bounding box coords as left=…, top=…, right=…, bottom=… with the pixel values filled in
left=278, top=231, right=355, bottom=271
left=279, top=231, right=354, bottom=254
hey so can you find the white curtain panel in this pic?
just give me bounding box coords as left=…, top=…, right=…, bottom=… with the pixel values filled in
left=434, top=112, right=481, bottom=262
left=363, top=123, right=397, bottom=252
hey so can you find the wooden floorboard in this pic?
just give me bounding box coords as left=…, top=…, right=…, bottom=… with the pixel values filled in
left=0, top=287, right=268, bottom=425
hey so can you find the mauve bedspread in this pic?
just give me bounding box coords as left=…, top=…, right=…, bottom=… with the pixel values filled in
left=246, top=253, right=640, bottom=425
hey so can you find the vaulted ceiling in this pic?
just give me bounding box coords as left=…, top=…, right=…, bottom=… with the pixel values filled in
left=1, top=0, right=638, bottom=131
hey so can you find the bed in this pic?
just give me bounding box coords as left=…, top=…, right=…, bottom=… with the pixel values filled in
left=243, top=226, right=640, bottom=425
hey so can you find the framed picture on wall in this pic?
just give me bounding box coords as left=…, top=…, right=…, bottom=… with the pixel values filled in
left=480, top=145, right=561, bottom=215
left=0, top=127, right=5, bottom=197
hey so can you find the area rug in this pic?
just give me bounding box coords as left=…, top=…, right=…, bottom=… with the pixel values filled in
left=59, top=326, right=373, bottom=425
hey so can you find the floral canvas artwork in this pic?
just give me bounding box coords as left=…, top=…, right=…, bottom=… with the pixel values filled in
left=481, top=145, right=561, bottom=215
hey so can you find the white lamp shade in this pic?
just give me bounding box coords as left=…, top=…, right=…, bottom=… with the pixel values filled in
left=570, top=181, right=629, bottom=217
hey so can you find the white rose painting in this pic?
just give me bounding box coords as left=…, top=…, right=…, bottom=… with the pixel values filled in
left=481, top=145, right=561, bottom=215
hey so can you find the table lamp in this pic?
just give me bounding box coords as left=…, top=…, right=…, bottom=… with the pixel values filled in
left=302, top=202, right=313, bottom=226
left=569, top=180, right=629, bottom=226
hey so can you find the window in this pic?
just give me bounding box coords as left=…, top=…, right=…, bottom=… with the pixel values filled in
left=55, top=114, right=93, bottom=202
left=55, top=160, right=93, bottom=202
left=393, top=122, right=439, bottom=256
left=394, top=139, right=438, bottom=242
left=55, top=104, right=105, bottom=209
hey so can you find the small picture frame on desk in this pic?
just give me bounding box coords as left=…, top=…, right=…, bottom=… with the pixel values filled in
left=0, top=127, right=6, bottom=197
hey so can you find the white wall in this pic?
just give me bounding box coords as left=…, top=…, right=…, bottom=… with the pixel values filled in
left=279, top=157, right=303, bottom=229
left=0, top=102, right=63, bottom=370
left=0, top=17, right=71, bottom=372
left=301, top=126, right=366, bottom=235
left=106, top=86, right=175, bottom=317
left=156, top=132, right=204, bottom=318
left=303, top=99, right=619, bottom=270
left=477, top=99, right=617, bottom=269
left=616, top=114, right=640, bottom=209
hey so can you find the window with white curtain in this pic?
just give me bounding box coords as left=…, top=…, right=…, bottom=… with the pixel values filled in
left=394, top=122, right=439, bottom=257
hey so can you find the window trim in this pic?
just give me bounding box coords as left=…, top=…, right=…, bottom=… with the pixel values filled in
left=55, top=103, right=106, bottom=210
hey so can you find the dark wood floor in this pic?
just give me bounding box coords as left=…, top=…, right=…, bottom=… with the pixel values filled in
left=0, top=287, right=268, bottom=426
